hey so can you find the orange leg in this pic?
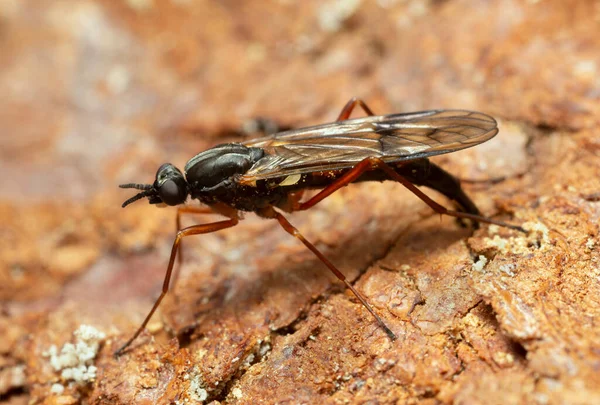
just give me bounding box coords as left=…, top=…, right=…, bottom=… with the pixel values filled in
left=174, top=206, right=215, bottom=287
left=176, top=206, right=214, bottom=234
left=336, top=97, right=376, bottom=121
left=115, top=218, right=239, bottom=356
left=267, top=209, right=396, bottom=340
left=296, top=157, right=525, bottom=232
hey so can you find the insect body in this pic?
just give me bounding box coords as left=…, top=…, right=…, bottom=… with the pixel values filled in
left=116, top=98, right=522, bottom=355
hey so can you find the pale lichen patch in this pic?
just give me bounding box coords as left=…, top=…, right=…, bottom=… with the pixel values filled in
left=484, top=234, right=509, bottom=254
left=523, top=221, right=550, bottom=245
left=499, top=263, right=517, bottom=277
left=50, top=383, right=65, bottom=394
left=488, top=224, right=500, bottom=235
left=232, top=387, right=244, bottom=399
left=472, top=255, right=488, bottom=272
left=492, top=351, right=515, bottom=367
left=43, top=325, right=106, bottom=384
left=483, top=221, right=550, bottom=255
left=188, top=367, right=208, bottom=403
left=318, top=0, right=362, bottom=32
left=585, top=238, right=595, bottom=250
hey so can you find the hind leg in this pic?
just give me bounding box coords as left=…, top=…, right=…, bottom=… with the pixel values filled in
left=294, top=157, right=524, bottom=232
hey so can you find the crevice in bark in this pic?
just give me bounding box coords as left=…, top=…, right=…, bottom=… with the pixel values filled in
left=0, top=387, right=26, bottom=402
left=208, top=334, right=274, bottom=402
left=212, top=218, right=421, bottom=402
left=272, top=295, right=326, bottom=338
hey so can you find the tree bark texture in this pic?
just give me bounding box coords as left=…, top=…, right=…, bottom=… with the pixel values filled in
left=1, top=1, right=599, bottom=404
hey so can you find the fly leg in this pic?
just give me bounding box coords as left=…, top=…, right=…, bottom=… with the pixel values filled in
left=294, top=157, right=524, bottom=232
left=458, top=175, right=507, bottom=185
left=115, top=218, right=239, bottom=356
left=374, top=159, right=525, bottom=232
left=174, top=206, right=215, bottom=287
left=336, top=97, right=376, bottom=121
left=260, top=207, right=396, bottom=340
left=395, top=159, right=481, bottom=228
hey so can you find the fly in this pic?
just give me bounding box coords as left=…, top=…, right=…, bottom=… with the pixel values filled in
left=115, top=98, right=524, bottom=355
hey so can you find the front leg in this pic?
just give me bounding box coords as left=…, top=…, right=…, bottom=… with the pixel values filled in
left=115, top=217, right=239, bottom=356
left=175, top=205, right=215, bottom=287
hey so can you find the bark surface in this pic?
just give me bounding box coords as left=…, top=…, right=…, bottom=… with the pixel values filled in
left=1, top=1, right=599, bottom=404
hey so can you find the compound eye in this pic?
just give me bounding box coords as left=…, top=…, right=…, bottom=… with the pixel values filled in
left=158, top=179, right=187, bottom=206
left=154, top=163, right=188, bottom=206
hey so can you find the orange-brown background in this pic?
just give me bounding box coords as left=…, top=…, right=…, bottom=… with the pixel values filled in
left=1, top=1, right=599, bottom=404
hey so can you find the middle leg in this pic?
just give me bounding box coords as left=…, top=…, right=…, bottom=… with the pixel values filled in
left=261, top=207, right=397, bottom=341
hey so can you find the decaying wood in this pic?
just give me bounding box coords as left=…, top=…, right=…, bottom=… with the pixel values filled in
left=1, top=1, right=599, bottom=404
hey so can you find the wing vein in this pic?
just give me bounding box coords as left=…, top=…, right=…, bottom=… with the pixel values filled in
left=240, top=109, right=497, bottom=182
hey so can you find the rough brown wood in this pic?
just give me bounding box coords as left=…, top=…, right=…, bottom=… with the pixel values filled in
left=1, top=1, right=599, bottom=404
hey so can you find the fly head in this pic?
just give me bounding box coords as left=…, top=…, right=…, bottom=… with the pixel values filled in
left=120, top=163, right=188, bottom=208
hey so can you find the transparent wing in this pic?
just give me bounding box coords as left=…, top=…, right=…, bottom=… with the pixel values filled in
left=240, top=110, right=497, bottom=183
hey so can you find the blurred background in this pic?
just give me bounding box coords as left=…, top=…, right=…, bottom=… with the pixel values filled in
left=1, top=1, right=599, bottom=404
